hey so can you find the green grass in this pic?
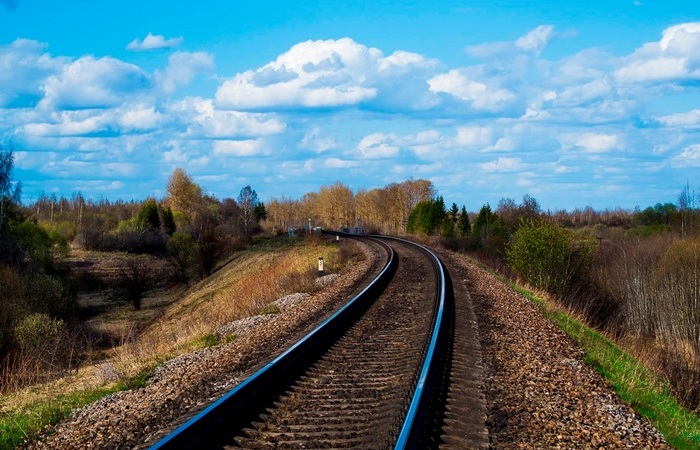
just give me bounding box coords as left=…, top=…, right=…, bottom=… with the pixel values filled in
left=0, top=386, right=117, bottom=450
left=0, top=367, right=154, bottom=450
left=486, top=264, right=700, bottom=449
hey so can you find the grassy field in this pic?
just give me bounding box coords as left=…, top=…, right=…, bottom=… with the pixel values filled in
left=0, top=234, right=348, bottom=449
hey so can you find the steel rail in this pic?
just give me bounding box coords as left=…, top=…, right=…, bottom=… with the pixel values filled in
left=149, top=237, right=395, bottom=450
left=381, top=236, right=449, bottom=450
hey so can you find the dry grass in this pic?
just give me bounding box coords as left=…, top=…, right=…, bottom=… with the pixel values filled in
left=0, top=235, right=346, bottom=415
left=116, top=240, right=340, bottom=372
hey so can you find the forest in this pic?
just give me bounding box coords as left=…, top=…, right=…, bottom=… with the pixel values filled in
left=2, top=141, right=700, bottom=415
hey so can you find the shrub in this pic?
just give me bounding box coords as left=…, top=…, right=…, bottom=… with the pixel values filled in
left=23, top=272, right=78, bottom=322
left=167, top=232, right=196, bottom=284
left=0, top=265, right=26, bottom=353
left=12, top=313, right=70, bottom=383
left=505, top=219, right=594, bottom=297
left=14, top=313, right=65, bottom=356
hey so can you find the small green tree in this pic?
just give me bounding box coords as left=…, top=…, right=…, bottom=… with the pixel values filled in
left=505, top=219, right=593, bottom=297
left=160, top=206, right=176, bottom=235
left=457, top=205, right=471, bottom=237
left=137, top=198, right=160, bottom=231
left=473, top=203, right=506, bottom=247
left=449, top=202, right=459, bottom=223
left=254, top=202, right=268, bottom=222
left=407, top=198, right=446, bottom=235
left=440, top=216, right=455, bottom=237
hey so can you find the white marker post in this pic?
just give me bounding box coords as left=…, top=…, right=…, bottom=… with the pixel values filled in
left=318, top=256, right=324, bottom=276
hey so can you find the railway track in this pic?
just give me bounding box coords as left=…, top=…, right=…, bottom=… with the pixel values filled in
left=150, top=236, right=487, bottom=449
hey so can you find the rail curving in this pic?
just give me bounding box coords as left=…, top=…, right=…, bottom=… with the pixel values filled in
left=150, top=234, right=451, bottom=449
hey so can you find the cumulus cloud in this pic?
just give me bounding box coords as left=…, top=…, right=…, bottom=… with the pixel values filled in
left=454, top=126, right=494, bottom=148
left=324, top=158, right=359, bottom=169
left=300, top=127, right=337, bottom=153
left=40, top=55, right=151, bottom=109
left=119, top=106, right=166, bottom=131
left=127, top=33, right=183, bottom=51
left=157, top=51, right=214, bottom=93
left=0, top=39, right=67, bottom=107
left=479, top=157, right=524, bottom=172
left=357, top=133, right=401, bottom=159
left=21, top=110, right=111, bottom=137
left=169, top=97, right=285, bottom=138
left=428, top=69, right=515, bottom=112
left=212, top=139, right=269, bottom=156
left=561, top=132, right=621, bottom=153
left=215, top=38, right=439, bottom=111
left=615, top=22, right=700, bottom=83
left=658, top=109, right=700, bottom=128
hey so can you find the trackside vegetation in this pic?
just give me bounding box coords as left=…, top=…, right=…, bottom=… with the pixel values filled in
left=496, top=270, right=700, bottom=449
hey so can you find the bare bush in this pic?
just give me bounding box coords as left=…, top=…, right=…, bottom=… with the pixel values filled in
left=593, top=234, right=700, bottom=409
left=653, top=238, right=700, bottom=356
left=593, top=234, right=671, bottom=339
left=114, top=257, right=157, bottom=310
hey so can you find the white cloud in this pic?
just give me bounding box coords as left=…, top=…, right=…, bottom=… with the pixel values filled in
left=215, top=38, right=378, bottom=109
left=212, top=139, right=268, bottom=156
left=467, top=25, right=555, bottom=58
left=428, top=69, right=515, bottom=112
left=556, top=78, right=612, bottom=106
left=324, top=158, right=359, bottom=169
left=300, top=127, right=337, bottom=153
left=170, top=97, right=285, bottom=138
left=0, top=39, right=67, bottom=107
left=660, top=23, right=700, bottom=52
left=562, top=132, right=621, bottom=153
left=357, top=133, right=400, bottom=158
left=214, top=37, right=438, bottom=111
left=615, top=57, right=688, bottom=83
left=672, top=144, right=700, bottom=167
left=127, top=33, right=183, bottom=51
left=40, top=55, right=151, bottom=109
left=454, top=126, right=494, bottom=148
left=158, top=51, right=214, bottom=94
left=479, top=157, right=524, bottom=172
left=658, top=109, right=700, bottom=128
left=119, top=106, right=166, bottom=131
left=20, top=110, right=111, bottom=137
left=161, top=141, right=209, bottom=167
left=515, top=25, right=555, bottom=54
left=615, top=22, right=700, bottom=83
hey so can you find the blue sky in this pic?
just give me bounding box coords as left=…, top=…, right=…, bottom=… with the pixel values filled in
left=1, top=1, right=699, bottom=211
